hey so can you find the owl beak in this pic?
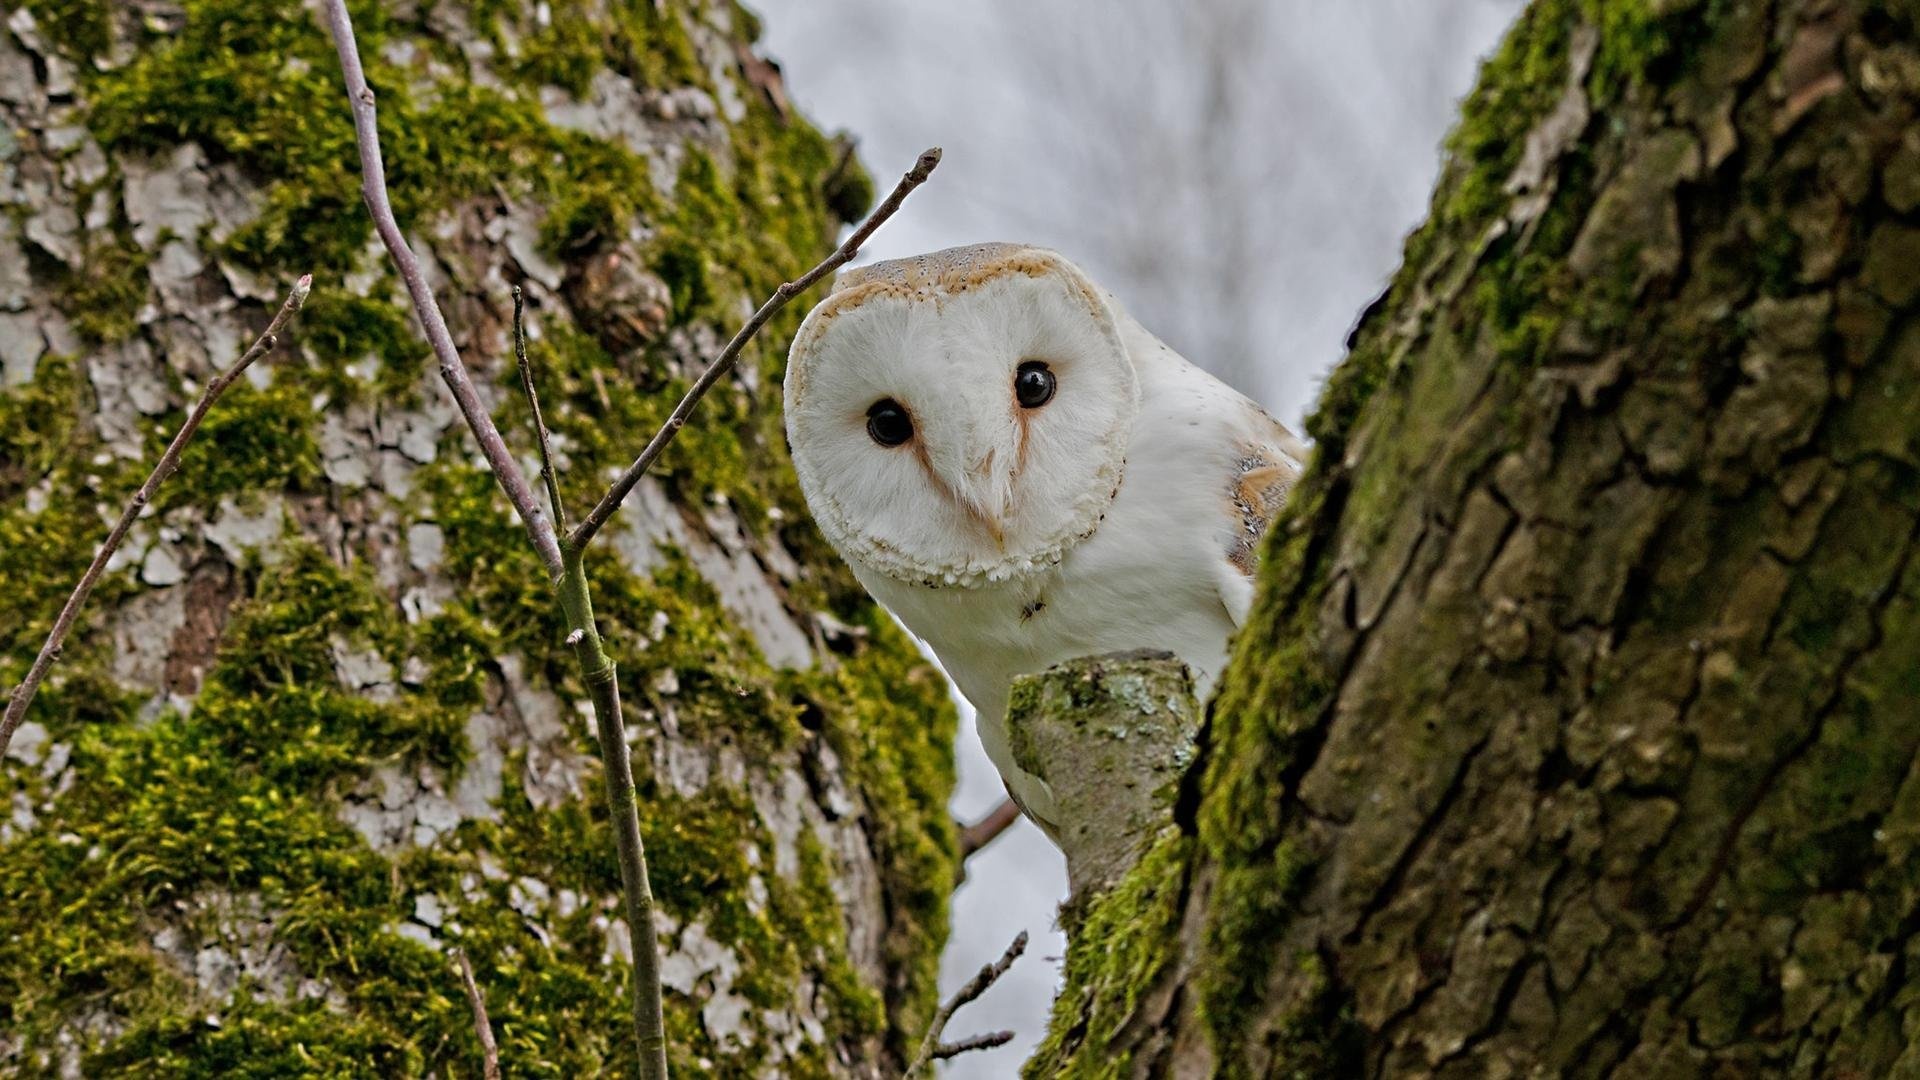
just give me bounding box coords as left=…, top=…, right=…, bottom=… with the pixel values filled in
left=965, top=450, right=1007, bottom=548
left=981, top=515, right=1006, bottom=548
left=951, top=490, right=1006, bottom=548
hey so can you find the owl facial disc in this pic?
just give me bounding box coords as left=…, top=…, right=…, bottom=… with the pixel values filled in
left=784, top=244, right=1140, bottom=588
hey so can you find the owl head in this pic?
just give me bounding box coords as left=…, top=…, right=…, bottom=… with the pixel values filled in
left=784, top=243, right=1140, bottom=588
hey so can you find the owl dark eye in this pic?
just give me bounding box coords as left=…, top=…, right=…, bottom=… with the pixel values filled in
left=866, top=399, right=914, bottom=446
left=1015, top=361, right=1055, bottom=409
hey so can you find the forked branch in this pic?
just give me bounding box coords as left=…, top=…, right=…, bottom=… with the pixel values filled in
left=1, top=275, right=312, bottom=756
left=903, top=930, right=1028, bottom=1078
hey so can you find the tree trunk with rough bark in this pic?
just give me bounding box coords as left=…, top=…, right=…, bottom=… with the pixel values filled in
left=0, top=1, right=953, bottom=1076
left=1033, top=0, right=1920, bottom=1076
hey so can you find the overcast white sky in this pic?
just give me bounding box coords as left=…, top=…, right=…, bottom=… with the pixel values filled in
left=747, top=2, right=1526, bottom=1073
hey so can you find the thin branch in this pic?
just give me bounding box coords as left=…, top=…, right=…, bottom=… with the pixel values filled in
left=1, top=275, right=312, bottom=757
left=931, top=1030, right=1016, bottom=1061
left=568, top=147, right=943, bottom=551
left=453, top=948, right=502, bottom=1080
left=513, top=286, right=567, bottom=534
left=557, top=557, right=669, bottom=1076
left=322, top=0, right=564, bottom=577
left=959, top=798, right=1022, bottom=860
left=904, top=930, right=1028, bottom=1079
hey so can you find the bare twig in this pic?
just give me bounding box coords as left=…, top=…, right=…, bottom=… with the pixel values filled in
left=1, top=275, right=312, bottom=757
left=453, top=948, right=502, bottom=1080
left=512, top=286, right=567, bottom=533
left=568, top=146, right=943, bottom=551
left=931, top=1030, right=1016, bottom=1061
left=904, top=930, right=1029, bottom=1078
left=959, top=798, right=1022, bottom=860
left=322, top=0, right=564, bottom=577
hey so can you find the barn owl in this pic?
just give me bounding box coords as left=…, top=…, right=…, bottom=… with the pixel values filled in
left=784, top=243, right=1306, bottom=836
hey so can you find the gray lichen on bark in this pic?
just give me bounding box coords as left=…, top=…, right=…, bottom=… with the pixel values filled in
left=1006, top=650, right=1199, bottom=899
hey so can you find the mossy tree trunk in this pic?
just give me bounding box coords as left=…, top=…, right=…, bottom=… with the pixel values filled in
left=0, top=1, right=952, bottom=1076
left=1034, top=0, right=1920, bottom=1075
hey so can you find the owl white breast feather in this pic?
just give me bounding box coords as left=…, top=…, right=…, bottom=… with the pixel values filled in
left=783, top=243, right=1306, bottom=838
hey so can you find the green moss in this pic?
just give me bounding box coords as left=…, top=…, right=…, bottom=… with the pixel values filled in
left=804, top=612, right=957, bottom=1053
left=59, top=233, right=153, bottom=345
left=420, top=334, right=955, bottom=1058
left=1199, top=479, right=1337, bottom=866
left=652, top=144, right=790, bottom=325
left=1194, top=840, right=1324, bottom=1074
left=0, top=514, right=937, bottom=1074
left=86, top=0, right=368, bottom=274
left=494, top=0, right=708, bottom=98
left=1583, top=0, right=1735, bottom=103
left=297, top=283, right=429, bottom=403
left=475, top=778, right=821, bottom=1072
left=1025, top=831, right=1191, bottom=1078
left=727, top=1, right=764, bottom=47
left=421, top=457, right=814, bottom=758
left=1130, top=0, right=1795, bottom=1070
left=0, top=357, right=142, bottom=682
left=496, top=320, right=767, bottom=533
left=1584, top=0, right=1670, bottom=99
left=597, top=550, right=806, bottom=750
left=20, top=0, right=111, bottom=61
left=162, top=378, right=325, bottom=505
left=1315, top=0, right=1731, bottom=458
left=790, top=832, right=888, bottom=1041
left=1160, top=5, right=1598, bottom=1062
left=1435, top=0, right=1578, bottom=239
left=647, top=103, right=864, bottom=334
left=517, top=13, right=606, bottom=97
left=0, top=543, right=468, bottom=1072
left=92, top=995, right=442, bottom=1077
left=83, top=0, right=660, bottom=277
left=3, top=0, right=956, bottom=1069
left=1258, top=952, right=1366, bottom=1080
left=1301, top=0, right=1581, bottom=451
left=542, top=134, right=660, bottom=255
left=462, top=790, right=899, bottom=1076
left=0, top=355, right=87, bottom=504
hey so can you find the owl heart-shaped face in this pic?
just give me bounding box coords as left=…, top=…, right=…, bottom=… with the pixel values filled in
left=784, top=243, right=1140, bottom=588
